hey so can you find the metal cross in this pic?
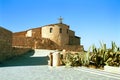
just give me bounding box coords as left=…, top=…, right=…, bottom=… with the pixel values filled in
left=58, top=16, right=63, bottom=23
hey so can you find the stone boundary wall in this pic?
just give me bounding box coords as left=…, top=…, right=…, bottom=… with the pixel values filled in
left=0, top=47, right=33, bottom=62
left=0, top=27, right=12, bottom=62
left=12, top=47, right=33, bottom=56
left=13, top=31, right=26, bottom=37
left=61, top=45, right=84, bottom=51
left=12, top=36, right=59, bottom=50
left=0, top=27, right=33, bottom=62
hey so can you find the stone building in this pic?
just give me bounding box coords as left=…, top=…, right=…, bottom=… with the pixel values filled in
left=13, top=18, right=84, bottom=51
left=0, top=27, right=12, bottom=62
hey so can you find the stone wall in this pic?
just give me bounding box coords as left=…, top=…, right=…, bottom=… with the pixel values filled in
left=42, top=23, right=69, bottom=46
left=69, top=30, right=75, bottom=37
left=14, top=27, right=42, bottom=38
left=69, top=36, right=80, bottom=45
left=26, top=28, right=42, bottom=38
left=0, top=27, right=12, bottom=62
left=74, top=36, right=80, bottom=45
left=12, top=47, right=33, bottom=56
left=13, top=31, right=26, bottom=37
left=32, top=27, right=42, bottom=38
left=13, top=36, right=59, bottom=50
left=60, top=45, right=84, bottom=51
left=0, top=27, right=33, bottom=62
left=13, top=36, right=84, bottom=51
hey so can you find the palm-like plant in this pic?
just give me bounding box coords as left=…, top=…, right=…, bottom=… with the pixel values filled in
left=62, top=41, right=120, bottom=67
left=90, top=41, right=120, bottom=67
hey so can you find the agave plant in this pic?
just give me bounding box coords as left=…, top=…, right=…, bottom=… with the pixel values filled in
left=104, top=42, right=120, bottom=67
left=63, top=52, right=85, bottom=67
left=81, top=47, right=90, bottom=66
left=89, top=41, right=120, bottom=67
left=62, top=41, right=120, bottom=67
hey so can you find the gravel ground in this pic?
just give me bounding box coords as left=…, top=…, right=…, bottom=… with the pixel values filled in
left=0, top=49, right=119, bottom=80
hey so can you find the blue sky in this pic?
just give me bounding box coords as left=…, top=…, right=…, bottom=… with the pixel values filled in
left=0, top=0, right=120, bottom=50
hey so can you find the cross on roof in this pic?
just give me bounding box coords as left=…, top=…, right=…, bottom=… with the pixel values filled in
left=58, top=16, right=63, bottom=24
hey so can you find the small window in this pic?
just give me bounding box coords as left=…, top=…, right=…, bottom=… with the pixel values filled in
left=60, top=28, right=62, bottom=33
left=50, top=28, right=53, bottom=33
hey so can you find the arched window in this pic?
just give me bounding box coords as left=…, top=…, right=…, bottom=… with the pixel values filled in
left=60, top=28, right=62, bottom=33
left=50, top=28, right=53, bottom=33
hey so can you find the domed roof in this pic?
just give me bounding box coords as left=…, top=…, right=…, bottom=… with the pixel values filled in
left=46, top=23, right=69, bottom=28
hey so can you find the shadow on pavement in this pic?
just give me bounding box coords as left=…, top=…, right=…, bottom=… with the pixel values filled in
left=0, top=50, right=49, bottom=67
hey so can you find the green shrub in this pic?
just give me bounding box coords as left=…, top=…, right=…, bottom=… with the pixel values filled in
left=62, top=41, right=120, bottom=67
left=62, top=51, right=90, bottom=67
left=89, top=41, right=120, bottom=67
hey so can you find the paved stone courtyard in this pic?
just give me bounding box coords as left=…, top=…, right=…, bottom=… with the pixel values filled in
left=0, top=49, right=120, bottom=80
